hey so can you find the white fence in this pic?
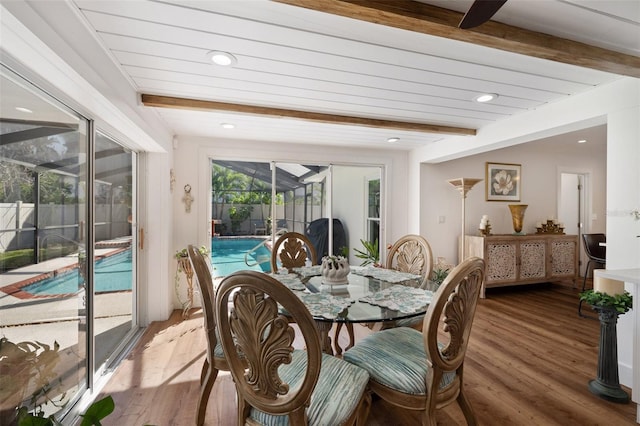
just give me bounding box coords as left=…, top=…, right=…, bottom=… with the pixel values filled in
left=213, top=204, right=322, bottom=235
left=0, top=202, right=130, bottom=253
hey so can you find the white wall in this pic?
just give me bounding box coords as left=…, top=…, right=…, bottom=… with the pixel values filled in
left=606, top=103, right=640, bottom=388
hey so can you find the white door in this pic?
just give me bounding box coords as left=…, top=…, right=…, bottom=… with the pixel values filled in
left=558, top=172, right=587, bottom=276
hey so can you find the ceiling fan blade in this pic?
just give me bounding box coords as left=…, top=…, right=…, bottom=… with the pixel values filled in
left=459, top=0, right=508, bottom=29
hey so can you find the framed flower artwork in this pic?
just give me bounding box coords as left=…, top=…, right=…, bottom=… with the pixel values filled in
left=486, top=162, right=521, bottom=201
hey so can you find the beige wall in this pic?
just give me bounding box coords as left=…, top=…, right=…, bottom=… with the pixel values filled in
left=420, top=127, right=607, bottom=265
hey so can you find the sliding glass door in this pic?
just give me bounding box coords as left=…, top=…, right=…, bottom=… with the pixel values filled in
left=93, top=132, right=136, bottom=374
left=0, top=66, right=138, bottom=422
left=210, top=159, right=381, bottom=275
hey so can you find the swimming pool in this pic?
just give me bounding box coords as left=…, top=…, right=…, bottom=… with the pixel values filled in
left=211, top=237, right=272, bottom=277
left=22, top=249, right=132, bottom=296
left=16, top=238, right=269, bottom=296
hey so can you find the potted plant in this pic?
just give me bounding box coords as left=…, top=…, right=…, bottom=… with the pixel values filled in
left=430, top=258, right=453, bottom=287
left=354, top=239, right=379, bottom=266
left=579, top=289, right=633, bottom=314
left=431, top=265, right=450, bottom=287
left=175, top=245, right=210, bottom=318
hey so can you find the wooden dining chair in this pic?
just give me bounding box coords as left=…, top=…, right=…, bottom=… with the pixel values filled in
left=187, top=244, right=239, bottom=426
left=340, top=234, right=434, bottom=352
left=378, top=234, right=435, bottom=330
left=270, top=231, right=318, bottom=273
left=269, top=231, right=350, bottom=354
left=215, top=270, right=372, bottom=425
left=343, top=257, right=485, bottom=426
left=386, top=234, right=434, bottom=286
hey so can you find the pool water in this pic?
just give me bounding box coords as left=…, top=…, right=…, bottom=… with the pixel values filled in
left=20, top=238, right=271, bottom=295
left=22, top=250, right=132, bottom=296
left=211, top=237, right=272, bottom=277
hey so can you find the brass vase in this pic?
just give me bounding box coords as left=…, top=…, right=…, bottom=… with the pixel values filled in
left=508, top=204, right=528, bottom=234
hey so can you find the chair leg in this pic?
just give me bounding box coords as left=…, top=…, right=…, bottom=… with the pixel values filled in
left=457, top=390, right=477, bottom=426
left=578, top=260, right=600, bottom=320
left=354, top=388, right=372, bottom=426
left=333, top=323, right=355, bottom=355
left=581, top=260, right=592, bottom=292
left=197, top=360, right=218, bottom=426
left=345, top=323, right=355, bottom=351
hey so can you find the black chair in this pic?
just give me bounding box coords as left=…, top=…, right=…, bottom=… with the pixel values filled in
left=578, top=233, right=606, bottom=317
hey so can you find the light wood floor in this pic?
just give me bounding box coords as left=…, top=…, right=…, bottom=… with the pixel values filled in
left=98, top=283, right=637, bottom=425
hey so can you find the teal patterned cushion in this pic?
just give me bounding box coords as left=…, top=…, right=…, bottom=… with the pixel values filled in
left=393, top=314, right=424, bottom=328
left=213, top=340, right=224, bottom=359
left=212, top=327, right=225, bottom=359
left=250, top=350, right=370, bottom=425
left=343, top=327, right=455, bottom=395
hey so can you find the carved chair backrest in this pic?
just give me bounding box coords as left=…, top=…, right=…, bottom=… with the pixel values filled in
left=422, top=257, right=484, bottom=399
left=215, top=271, right=322, bottom=422
left=187, top=245, right=218, bottom=364
left=386, top=234, right=434, bottom=281
left=271, top=231, right=318, bottom=273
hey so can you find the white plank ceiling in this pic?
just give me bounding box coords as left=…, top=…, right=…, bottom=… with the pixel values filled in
left=70, top=0, right=639, bottom=150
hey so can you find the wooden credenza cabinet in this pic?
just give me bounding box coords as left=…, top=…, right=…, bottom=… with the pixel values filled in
left=464, top=234, right=578, bottom=297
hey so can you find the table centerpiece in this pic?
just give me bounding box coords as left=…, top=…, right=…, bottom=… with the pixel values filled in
left=321, top=255, right=350, bottom=285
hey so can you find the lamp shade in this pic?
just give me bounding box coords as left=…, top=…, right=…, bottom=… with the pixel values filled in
left=447, top=178, right=483, bottom=198
left=593, top=276, right=624, bottom=296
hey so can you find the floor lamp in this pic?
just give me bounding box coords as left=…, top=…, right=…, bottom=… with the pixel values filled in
left=448, top=178, right=482, bottom=262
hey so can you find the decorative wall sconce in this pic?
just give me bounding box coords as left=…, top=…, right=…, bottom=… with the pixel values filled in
left=182, top=184, right=194, bottom=213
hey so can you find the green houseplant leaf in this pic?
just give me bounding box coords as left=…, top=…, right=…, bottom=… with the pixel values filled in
left=79, top=395, right=115, bottom=426
left=354, top=238, right=379, bottom=266
left=17, top=396, right=114, bottom=426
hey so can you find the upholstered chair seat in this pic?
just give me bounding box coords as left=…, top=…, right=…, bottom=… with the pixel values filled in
left=343, top=328, right=456, bottom=395
left=250, top=351, right=370, bottom=426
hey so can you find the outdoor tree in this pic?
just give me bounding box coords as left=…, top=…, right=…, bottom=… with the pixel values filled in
left=211, top=164, right=248, bottom=219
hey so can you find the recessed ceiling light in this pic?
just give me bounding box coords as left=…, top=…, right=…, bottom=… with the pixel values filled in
left=220, top=123, right=235, bottom=129
left=206, top=51, right=237, bottom=67
left=474, top=93, right=498, bottom=103
left=578, top=139, right=587, bottom=144
left=387, top=137, right=400, bottom=143
left=15, top=107, right=32, bottom=113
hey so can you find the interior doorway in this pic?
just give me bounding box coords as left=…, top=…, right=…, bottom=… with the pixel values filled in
left=558, top=171, right=588, bottom=277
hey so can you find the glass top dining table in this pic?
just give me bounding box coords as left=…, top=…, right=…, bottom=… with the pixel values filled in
left=270, top=265, right=438, bottom=355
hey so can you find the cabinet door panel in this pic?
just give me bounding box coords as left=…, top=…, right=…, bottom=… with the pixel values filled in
left=486, top=243, right=517, bottom=282
left=520, top=241, right=546, bottom=280
left=550, top=240, right=577, bottom=277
